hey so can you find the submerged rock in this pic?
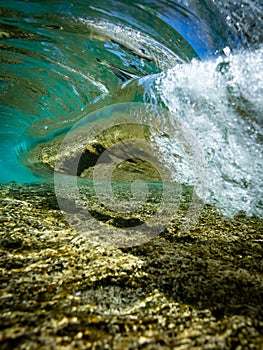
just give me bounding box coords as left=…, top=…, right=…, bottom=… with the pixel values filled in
left=0, top=182, right=262, bottom=349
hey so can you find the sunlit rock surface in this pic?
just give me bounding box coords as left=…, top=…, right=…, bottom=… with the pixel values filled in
left=1, top=182, right=262, bottom=349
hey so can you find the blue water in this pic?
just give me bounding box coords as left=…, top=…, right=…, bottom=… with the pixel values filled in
left=0, top=0, right=262, bottom=217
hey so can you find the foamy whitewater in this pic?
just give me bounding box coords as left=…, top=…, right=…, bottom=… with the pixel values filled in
left=154, top=46, right=262, bottom=217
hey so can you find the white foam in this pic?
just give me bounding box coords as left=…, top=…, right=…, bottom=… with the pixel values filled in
left=154, top=46, right=263, bottom=217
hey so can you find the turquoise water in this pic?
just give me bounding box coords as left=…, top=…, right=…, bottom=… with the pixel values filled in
left=0, top=0, right=262, bottom=218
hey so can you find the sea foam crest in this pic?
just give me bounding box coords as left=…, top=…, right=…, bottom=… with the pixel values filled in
left=155, top=46, right=263, bottom=217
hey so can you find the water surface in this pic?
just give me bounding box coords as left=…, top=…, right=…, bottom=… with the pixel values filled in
left=0, top=0, right=262, bottom=218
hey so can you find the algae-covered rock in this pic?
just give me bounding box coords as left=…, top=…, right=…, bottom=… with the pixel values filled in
left=0, top=182, right=262, bottom=349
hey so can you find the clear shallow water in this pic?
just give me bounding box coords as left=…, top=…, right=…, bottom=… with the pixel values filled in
left=0, top=0, right=262, bottom=218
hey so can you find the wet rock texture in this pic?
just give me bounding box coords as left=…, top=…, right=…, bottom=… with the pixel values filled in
left=0, top=182, right=263, bottom=349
